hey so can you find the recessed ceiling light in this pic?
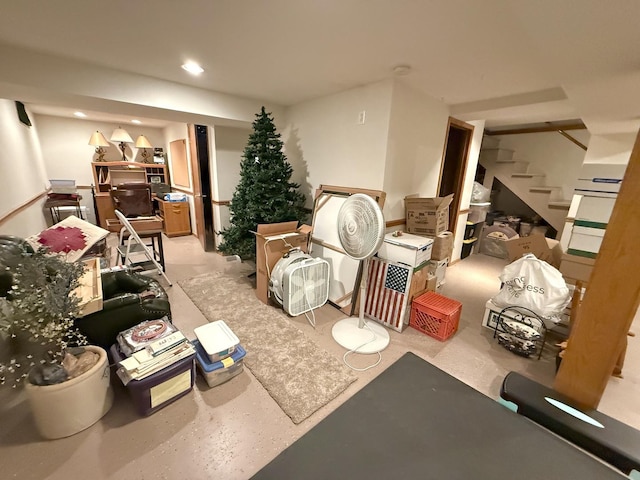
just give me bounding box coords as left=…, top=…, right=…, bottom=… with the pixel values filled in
left=131, top=119, right=142, bottom=124
left=181, top=61, right=204, bottom=75
left=74, top=111, right=87, bottom=118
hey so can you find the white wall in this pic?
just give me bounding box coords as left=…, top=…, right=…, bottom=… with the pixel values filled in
left=493, top=130, right=590, bottom=199
left=35, top=115, right=166, bottom=224
left=36, top=115, right=167, bottom=183
left=162, top=122, right=198, bottom=234
left=384, top=80, right=450, bottom=220
left=283, top=79, right=394, bottom=208
left=163, top=122, right=192, bottom=191
left=0, top=100, right=49, bottom=237
left=582, top=133, right=635, bottom=165
left=211, top=125, right=250, bottom=245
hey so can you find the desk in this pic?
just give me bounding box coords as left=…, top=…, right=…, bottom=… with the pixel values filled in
left=251, top=352, right=626, bottom=479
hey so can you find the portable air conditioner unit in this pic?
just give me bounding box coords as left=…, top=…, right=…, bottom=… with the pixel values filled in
left=269, top=250, right=330, bottom=317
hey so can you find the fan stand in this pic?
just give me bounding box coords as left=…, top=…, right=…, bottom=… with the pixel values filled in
left=332, top=258, right=390, bottom=354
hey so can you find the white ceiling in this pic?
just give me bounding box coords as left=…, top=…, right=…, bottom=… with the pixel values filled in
left=1, top=0, right=640, bottom=133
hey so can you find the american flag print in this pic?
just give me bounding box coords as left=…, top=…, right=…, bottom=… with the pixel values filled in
left=364, top=257, right=413, bottom=332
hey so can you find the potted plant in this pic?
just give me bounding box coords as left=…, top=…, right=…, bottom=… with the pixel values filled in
left=0, top=241, right=113, bottom=439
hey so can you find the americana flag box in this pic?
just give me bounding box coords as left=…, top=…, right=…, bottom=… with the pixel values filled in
left=364, top=257, right=414, bottom=332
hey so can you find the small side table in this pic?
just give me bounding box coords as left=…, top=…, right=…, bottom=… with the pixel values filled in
left=44, top=195, right=83, bottom=223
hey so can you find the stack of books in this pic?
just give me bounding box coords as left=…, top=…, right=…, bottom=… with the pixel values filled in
left=115, top=318, right=195, bottom=385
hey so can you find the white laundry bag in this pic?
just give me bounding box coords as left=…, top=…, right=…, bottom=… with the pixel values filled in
left=492, top=254, right=570, bottom=319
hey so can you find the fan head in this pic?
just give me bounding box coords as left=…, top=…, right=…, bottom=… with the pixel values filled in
left=337, top=193, right=385, bottom=260
left=269, top=251, right=330, bottom=316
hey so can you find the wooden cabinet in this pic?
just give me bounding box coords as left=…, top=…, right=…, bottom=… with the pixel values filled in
left=157, top=199, right=191, bottom=237
left=91, top=162, right=168, bottom=228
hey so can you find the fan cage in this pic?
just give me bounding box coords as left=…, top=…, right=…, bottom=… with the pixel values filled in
left=337, top=193, right=385, bottom=260
left=269, top=250, right=309, bottom=306
left=283, top=258, right=330, bottom=316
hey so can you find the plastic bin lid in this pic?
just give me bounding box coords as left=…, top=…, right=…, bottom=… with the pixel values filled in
left=194, top=320, right=240, bottom=355
left=192, top=339, right=246, bottom=373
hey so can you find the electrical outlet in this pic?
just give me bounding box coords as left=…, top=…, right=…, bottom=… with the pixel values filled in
left=358, top=110, right=366, bottom=125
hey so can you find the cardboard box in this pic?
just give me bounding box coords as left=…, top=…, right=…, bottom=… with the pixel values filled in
left=377, top=232, right=433, bottom=268
left=559, top=253, right=595, bottom=283
left=254, top=221, right=312, bottom=304
left=407, top=264, right=433, bottom=304
left=505, top=235, right=563, bottom=268
left=404, top=194, right=454, bottom=236
left=427, top=258, right=448, bottom=288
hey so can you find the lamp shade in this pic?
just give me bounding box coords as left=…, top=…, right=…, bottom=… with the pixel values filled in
left=110, top=127, right=133, bottom=143
left=88, top=131, right=109, bottom=147
left=135, top=135, right=152, bottom=149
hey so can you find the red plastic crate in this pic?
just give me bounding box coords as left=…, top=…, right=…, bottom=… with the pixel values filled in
left=410, top=291, right=462, bottom=341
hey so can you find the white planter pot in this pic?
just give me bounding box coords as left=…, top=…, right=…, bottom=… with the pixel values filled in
left=24, top=345, right=114, bottom=439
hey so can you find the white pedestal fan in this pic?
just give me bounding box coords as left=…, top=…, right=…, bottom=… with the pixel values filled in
left=331, top=193, right=390, bottom=354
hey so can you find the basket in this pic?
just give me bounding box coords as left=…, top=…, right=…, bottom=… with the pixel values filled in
left=410, top=291, right=462, bottom=341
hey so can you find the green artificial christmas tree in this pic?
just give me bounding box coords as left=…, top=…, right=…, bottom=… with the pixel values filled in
left=218, top=107, right=307, bottom=260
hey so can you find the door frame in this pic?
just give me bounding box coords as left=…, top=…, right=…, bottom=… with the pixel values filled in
left=437, top=117, right=475, bottom=241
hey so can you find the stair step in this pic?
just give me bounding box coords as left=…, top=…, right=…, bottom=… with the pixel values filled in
left=529, top=187, right=559, bottom=193
left=511, top=173, right=545, bottom=179
left=548, top=201, right=571, bottom=209
left=480, top=148, right=514, bottom=162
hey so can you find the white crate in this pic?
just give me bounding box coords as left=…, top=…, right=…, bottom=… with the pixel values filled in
left=378, top=232, right=433, bottom=268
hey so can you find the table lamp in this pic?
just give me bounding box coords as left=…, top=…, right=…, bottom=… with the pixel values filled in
left=135, top=135, right=153, bottom=163
left=110, top=127, right=133, bottom=162
left=88, top=131, right=110, bottom=162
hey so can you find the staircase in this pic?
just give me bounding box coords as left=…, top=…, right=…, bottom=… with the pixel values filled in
left=478, top=147, right=570, bottom=234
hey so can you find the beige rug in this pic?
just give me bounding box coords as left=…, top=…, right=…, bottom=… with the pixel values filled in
left=179, top=270, right=356, bottom=424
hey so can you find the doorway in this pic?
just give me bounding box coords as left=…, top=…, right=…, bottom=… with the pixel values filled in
left=188, top=124, right=215, bottom=251
left=438, top=117, right=475, bottom=239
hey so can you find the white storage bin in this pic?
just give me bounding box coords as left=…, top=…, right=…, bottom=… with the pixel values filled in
left=377, top=232, right=433, bottom=268
left=194, top=320, right=240, bottom=363
left=193, top=340, right=246, bottom=388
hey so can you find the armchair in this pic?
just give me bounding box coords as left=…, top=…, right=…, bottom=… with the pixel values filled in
left=74, top=269, right=171, bottom=349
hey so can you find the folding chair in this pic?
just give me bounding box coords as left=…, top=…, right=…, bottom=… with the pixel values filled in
left=114, top=209, right=172, bottom=286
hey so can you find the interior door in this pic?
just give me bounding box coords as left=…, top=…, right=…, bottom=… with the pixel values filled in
left=438, top=117, right=475, bottom=238
left=187, top=124, right=215, bottom=251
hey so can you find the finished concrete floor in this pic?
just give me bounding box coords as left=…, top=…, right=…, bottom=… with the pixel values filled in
left=0, top=234, right=637, bottom=479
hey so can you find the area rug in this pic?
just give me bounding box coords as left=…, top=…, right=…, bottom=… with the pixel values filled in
left=179, top=270, right=356, bottom=424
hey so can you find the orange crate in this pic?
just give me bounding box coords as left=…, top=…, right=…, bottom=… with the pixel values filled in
left=410, top=291, right=462, bottom=341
